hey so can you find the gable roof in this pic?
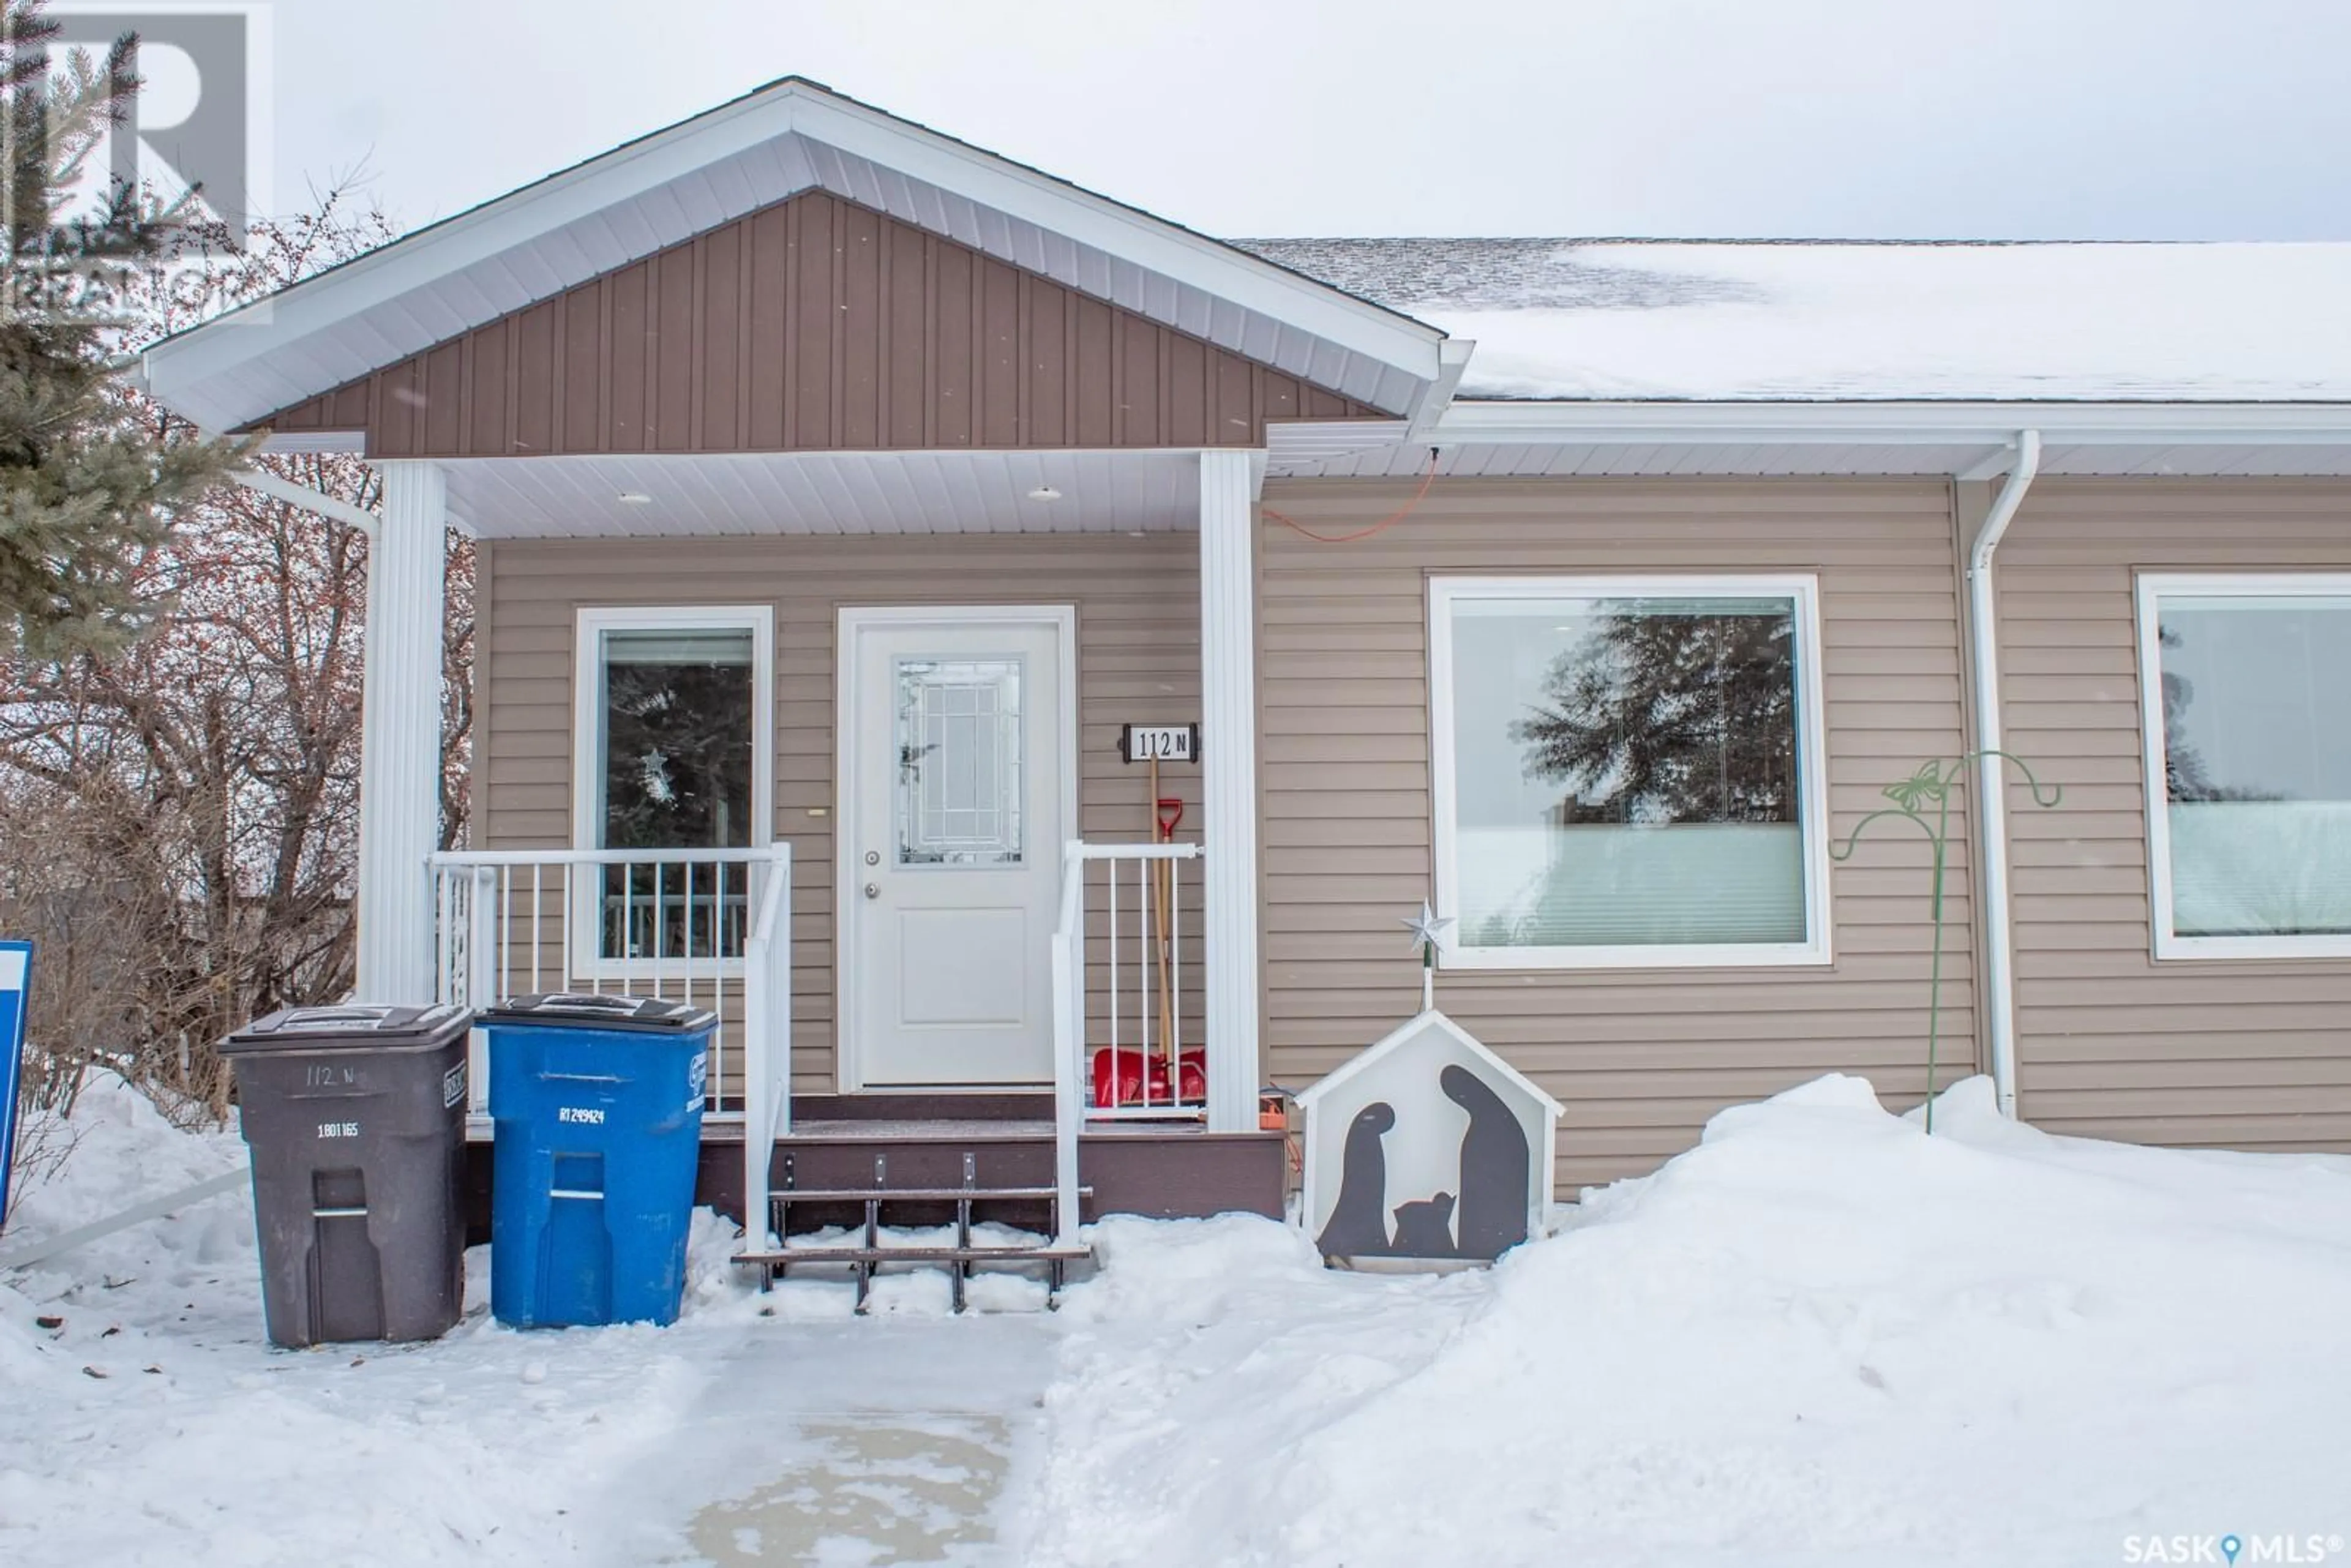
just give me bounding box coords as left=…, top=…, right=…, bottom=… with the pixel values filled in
left=1240, top=238, right=2351, bottom=403
left=140, top=78, right=1449, bottom=435
left=255, top=189, right=1382, bottom=460
left=1295, top=1007, right=1565, bottom=1118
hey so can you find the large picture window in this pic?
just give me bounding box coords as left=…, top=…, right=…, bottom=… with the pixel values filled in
left=574, top=606, right=773, bottom=965
left=1430, top=576, right=1831, bottom=969
left=2137, top=575, right=2351, bottom=959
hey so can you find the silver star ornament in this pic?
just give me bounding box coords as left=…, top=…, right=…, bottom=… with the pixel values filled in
left=1402, top=900, right=1456, bottom=953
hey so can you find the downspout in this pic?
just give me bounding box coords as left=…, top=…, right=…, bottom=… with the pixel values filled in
left=1965, top=429, right=2042, bottom=1120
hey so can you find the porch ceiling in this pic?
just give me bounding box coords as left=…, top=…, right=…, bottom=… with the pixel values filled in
left=438, top=448, right=1219, bottom=538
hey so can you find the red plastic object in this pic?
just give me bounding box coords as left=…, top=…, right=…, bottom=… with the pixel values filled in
left=1176, top=1049, right=1207, bottom=1101
left=1092, top=1048, right=1167, bottom=1108
left=1090, top=1047, right=1209, bottom=1108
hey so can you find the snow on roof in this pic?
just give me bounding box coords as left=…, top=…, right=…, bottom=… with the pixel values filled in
left=1235, top=238, right=2351, bottom=403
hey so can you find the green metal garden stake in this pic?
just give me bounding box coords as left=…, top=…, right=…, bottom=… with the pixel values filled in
left=1829, top=751, right=2059, bottom=1133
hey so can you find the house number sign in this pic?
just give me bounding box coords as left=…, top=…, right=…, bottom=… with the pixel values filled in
left=1117, top=723, right=1200, bottom=763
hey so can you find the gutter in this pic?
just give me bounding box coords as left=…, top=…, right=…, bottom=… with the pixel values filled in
left=1965, top=429, right=2042, bottom=1120
left=1423, top=399, right=2351, bottom=449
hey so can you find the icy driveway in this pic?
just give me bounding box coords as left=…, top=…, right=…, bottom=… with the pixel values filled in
left=0, top=1081, right=1061, bottom=1568
left=661, top=1316, right=1054, bottom=1566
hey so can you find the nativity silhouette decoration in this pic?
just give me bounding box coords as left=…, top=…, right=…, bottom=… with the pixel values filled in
left=1298, top=904, right=1563, bottom=1266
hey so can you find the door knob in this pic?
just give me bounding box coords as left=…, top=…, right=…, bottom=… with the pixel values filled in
left=864, top=882, right=879, bottom=899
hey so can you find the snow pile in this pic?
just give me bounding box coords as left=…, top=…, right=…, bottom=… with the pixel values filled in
left=1016, top=1075, right=2351, bottom=1567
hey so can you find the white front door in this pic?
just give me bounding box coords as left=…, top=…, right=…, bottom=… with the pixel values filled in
left=844, top=610, right=1071, bottom=1087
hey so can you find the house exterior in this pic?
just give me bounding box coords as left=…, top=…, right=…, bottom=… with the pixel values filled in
left=140, top=80, right=2351, bottom=1255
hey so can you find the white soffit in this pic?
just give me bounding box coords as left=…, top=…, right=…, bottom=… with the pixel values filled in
left=141, top=82, right=1444, bottom=434
left=1264, top=403, right=2351, bottom=479
left=441, top=449, right=1207, bottom=539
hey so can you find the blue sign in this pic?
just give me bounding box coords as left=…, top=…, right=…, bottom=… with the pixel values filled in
left=0, top=940, right=32, bottom=1232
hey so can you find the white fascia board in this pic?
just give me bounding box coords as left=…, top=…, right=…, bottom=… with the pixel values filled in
left=144, top=86, right=821, bottom=399
left=1404, top=338, right=1475, bottom=438
left=1433, top=400, right=2351, bottom=448
left=252, top=429, right=368, bottom=456
left=787, top=94, right=1445, bottom=377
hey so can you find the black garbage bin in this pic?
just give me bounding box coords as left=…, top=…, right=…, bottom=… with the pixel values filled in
left=220, top=1004, right=474, bottom=1348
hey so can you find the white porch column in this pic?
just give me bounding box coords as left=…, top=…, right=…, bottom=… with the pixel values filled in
left=1199, top=449, right=1261, bottom=1133
left=354, top=461, right=450, bottom=1003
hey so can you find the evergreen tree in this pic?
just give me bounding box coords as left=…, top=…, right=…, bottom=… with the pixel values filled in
left=0, top=0, right=241, bottom=656
left=1513, top=604, right=1798, bottom=825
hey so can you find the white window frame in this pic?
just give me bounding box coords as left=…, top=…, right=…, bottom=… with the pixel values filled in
left=1428, top=574, right=1834, bottom=971
left=2135, top=571, right=2351, bottom=961
left=571, top=604, right=774, bottom=977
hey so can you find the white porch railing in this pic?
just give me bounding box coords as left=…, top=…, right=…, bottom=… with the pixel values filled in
left=428, top=845, right=792, bottom=1123
left=1075, top=842, right=1207, bottom=1120
left=1051, top=839, right=1206, bottom=1247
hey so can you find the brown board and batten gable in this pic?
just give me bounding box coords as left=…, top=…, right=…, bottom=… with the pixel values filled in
left=255, top=190, right=1381, bottom=459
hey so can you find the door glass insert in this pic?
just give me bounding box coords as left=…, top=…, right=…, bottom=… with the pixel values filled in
left=894, top=656, right=1025, bottom=866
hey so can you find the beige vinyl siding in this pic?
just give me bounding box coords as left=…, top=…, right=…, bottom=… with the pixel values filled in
left=1258, top=478, right=1978, bottom=1193
left=479, top=531, right=1202, bottom=1095
left=1998, top=479, right=2351, bottom=1150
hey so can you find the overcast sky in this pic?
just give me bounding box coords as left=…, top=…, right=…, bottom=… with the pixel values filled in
left=252, top=0, right=2351, bottom=242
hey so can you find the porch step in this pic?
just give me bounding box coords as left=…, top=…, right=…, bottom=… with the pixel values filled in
left=733, top=1244, right=1089, bottom=1274
left=759, top=1184, right=1074, bottom=1203
left=739, top=1149, right=1093, bottom=1312
left=738, top=1245, right=1092, bottom=1265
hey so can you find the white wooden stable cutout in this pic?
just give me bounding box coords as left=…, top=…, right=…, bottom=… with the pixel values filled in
left=1298, top=1010, right=1562, bottom=1266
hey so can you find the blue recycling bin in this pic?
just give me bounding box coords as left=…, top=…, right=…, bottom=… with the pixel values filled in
left=481, top=994, right=713, bottom=1328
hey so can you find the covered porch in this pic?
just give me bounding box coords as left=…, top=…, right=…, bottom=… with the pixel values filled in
left=379, top=445, right=1278, bottom=1267
left=132, top=77, right=1455, bottom=1282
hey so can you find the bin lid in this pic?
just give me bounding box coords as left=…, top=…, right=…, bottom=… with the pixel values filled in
left=478, top=993, right=717, bottom=1033
left=222, top=1003, right=473, bottom=1054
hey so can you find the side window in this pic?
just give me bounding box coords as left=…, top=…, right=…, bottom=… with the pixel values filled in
left=2139, top=576, right=2351, bottom=958
left=576, top=609, right=771, bottom=962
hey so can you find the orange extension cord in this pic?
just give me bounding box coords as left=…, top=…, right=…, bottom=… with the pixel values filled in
left=1262, top=446, right=1441, bottom=543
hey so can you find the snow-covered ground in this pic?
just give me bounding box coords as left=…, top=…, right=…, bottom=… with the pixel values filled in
left=7, top=1073, right=2351, bottom=1567
left=1017, top=1076, right=2351, bottom=1567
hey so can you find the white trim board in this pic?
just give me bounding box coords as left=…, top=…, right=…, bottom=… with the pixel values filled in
left=1265, top=403, right=2351, bottom=482
left=1427, top=573, right=1834, bottom=972
left=1429, top=400, right=2351, bottom=446
left=570, top=604, right=777, bottom=978
left=833, top=604, right=1081, bottom=1093
left=2133, top=571, right=2351, bottom=962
